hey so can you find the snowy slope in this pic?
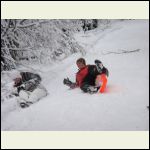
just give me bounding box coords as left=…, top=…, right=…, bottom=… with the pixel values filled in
left=1, top=20, right=149, bottom=131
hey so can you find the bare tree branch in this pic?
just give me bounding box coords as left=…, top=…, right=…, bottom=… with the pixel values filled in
left=102, top=49, right=141, bottom=55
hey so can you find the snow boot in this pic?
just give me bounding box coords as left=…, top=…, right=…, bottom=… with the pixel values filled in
left=95, top=59, right=109, bottom=77
left=95, top=59, right=103, bottom=74
left=87, top=86, right=100, bottom=94
left=81, top=84, right=99, bottom=94
left=20, top=101, right=33, bottom=108
left=63, top=78, right=76, bottom=89
left=20, top=102, right=29, bottom=108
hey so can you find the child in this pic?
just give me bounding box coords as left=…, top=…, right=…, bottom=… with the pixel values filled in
left=12, top=71, right=47, bottom=108
left=63, top=58, right=109, bottom=94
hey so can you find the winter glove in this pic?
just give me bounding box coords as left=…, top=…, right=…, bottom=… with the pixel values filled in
left=63, top=78, right=76, bottom=89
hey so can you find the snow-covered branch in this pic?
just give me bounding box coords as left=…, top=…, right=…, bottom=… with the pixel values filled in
left=1, top=19, right=96, bottom=70
left=16, top=20, right=49, bottom=28
left=1, top=48, right=33, bottom=51
left=2, top=55, right=16, bottom=63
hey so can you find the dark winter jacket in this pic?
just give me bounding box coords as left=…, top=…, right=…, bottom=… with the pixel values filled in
left=76, top=65, right=98, bottom=87
left=17, top=72, right=41, bottom=92
left=76, top=65, right=109, bottom=87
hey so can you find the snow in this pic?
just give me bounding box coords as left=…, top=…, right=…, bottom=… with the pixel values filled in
left=1, top=20, right=149, bottom=131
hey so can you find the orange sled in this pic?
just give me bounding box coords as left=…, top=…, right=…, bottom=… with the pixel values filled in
left=96, top=74, right=108, bottom=93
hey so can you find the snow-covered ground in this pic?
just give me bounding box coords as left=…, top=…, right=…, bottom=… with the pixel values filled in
left=1, top=20, right=149, bottom=131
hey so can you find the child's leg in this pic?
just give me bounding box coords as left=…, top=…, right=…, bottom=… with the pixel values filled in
left=80, top=83, right=98, bottom=94
left=95, top=75, right=102, bottom=87
left=19, top=90, right=30, bottom=102
left=27, top=87, right=47, bottom=103
left=18, top=90, right=30, bottom=108
left=80, top=83, right=90, bottom=93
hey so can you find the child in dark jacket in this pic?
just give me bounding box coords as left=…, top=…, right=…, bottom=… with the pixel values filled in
left=12, top=72, right=47, bottom=108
